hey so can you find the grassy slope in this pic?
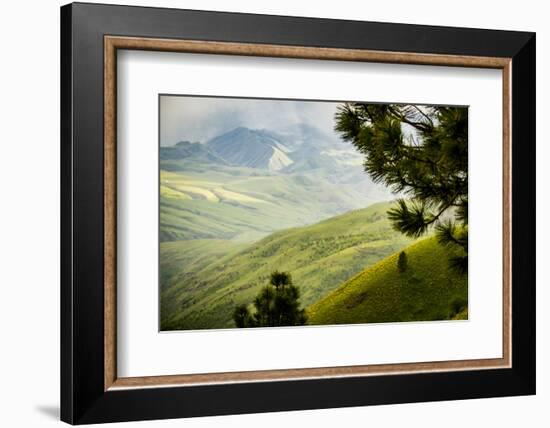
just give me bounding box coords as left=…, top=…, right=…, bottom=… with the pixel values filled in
left=160, top=162, right=381, bottom=243
left=160, top=239, right=249, bottom=319
left=307, top=236, right=468, bottom=325
left=160, top=202, right=412, bottom=330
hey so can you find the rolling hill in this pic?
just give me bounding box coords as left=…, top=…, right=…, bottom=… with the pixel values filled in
left=159, top=125, right=393, bottom=242
left=160, top=201, right=413, bottom=331
left=159, top=165, right=379, bottom=242
left=307, top=236, right=468, bottom=326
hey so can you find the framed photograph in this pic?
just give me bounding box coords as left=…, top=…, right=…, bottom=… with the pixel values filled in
left=61, top=2, right=535, bottom=424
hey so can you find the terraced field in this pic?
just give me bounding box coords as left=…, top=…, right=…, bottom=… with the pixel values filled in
left=159, top=161, right=378, bottom=243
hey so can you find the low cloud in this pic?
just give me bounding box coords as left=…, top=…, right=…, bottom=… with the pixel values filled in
left=160, top=95, right=340, bottom=146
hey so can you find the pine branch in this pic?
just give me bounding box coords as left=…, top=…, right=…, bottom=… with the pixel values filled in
left=435, top=220, right=468, bottom=251
left=387, top=106, right=433, bottom=132
left=388, top=198, right=458, bottom=238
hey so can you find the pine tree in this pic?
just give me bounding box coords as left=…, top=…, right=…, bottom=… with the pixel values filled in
left=397, top=251, right=408, bottom=273
left=233, top=271, right=307, bottom=328
left=233, top=304, right=254, bottom=328
left=335, top=104, right=468, bottom=272
left=269, top=270, right=292, bottom=290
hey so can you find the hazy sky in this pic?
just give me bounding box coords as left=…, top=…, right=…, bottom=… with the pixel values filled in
left=160, top=95, right=340, bottom=146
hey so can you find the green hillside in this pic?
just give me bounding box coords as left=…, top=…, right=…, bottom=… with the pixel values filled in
left=307, top=236, right=468, bottom=325
left=160, top=161, right=382, bottom=243
left=160, top=201, right=412, bottom=330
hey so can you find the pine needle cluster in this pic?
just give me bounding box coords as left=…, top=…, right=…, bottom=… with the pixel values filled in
left=335, top=103, right=468, bottom=273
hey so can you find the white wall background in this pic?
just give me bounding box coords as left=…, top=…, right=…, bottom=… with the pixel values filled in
left=0, top=0, right=546, bottom=426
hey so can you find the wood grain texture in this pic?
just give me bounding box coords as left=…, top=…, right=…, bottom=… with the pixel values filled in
left=502, top=62, right=513, bottom=366
left=104, top=37, right=117, bottom=391
left=106, top=36, right=511, bottom=68
left=111, top=357, right=507, bottom=389
left=103, top=35, right=512, bottom=391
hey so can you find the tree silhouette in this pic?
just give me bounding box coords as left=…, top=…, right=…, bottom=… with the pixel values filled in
left=233, top=304, right=254, bottom=328
left=335, top=104, right=468, bottom=272
left=397, top=251, right=408, bottom=273
left=270, top=271, right=292, bottom=290
left=233, top=271, right=307, bottom=328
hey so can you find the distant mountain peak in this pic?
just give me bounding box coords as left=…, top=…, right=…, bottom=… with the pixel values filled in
left=163, top=124, right=360, bottom=173
left=220, top=126, right=258, bottom=138
left=206, top=127, right=293, bottom=171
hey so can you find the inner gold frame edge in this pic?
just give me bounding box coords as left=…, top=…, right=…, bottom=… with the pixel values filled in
left=104, top=36, right=512, bottom=391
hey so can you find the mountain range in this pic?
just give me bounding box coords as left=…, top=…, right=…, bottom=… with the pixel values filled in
left=161, top=124, right=363, bottom=173
left=159, top=124, right=392, bottom=243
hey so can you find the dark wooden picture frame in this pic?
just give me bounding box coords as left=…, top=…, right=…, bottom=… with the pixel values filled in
left=61, top=2, right=535, bottom=424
